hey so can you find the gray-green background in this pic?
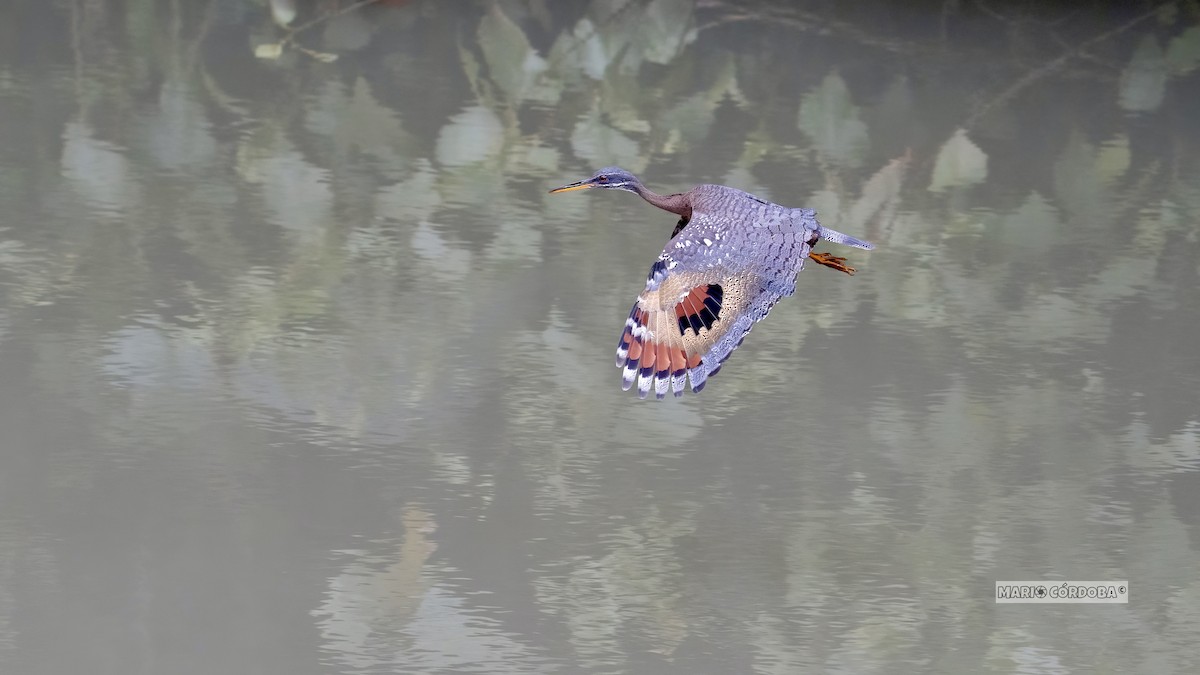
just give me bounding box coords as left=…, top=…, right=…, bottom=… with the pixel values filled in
left=1, top=1, right=1198, bottom=673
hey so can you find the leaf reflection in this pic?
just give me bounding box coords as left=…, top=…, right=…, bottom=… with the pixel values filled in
left=1, top=3, right=1199, bottom=674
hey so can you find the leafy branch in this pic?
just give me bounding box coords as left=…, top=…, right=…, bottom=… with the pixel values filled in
left=255, top=0, right=382, bottom=63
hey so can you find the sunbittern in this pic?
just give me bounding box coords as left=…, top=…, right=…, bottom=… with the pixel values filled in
left=550, top=167, right=874, bottom=399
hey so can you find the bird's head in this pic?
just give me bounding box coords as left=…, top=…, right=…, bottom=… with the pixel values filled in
left=549, top=167, right=640, bottom=195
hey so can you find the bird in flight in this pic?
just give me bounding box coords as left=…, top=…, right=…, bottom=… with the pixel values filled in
left=550, top=167, right=873, bottom=399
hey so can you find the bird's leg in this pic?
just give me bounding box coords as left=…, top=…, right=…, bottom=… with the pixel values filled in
left=808, top=251, right=856, bottom=275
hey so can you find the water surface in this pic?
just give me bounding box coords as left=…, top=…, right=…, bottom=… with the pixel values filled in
left=1, top=1, right=1199, bottom=673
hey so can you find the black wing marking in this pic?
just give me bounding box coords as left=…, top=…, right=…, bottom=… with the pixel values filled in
left=670, top=215, right=689, bottom=239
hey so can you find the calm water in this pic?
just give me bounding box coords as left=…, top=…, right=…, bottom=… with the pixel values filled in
left=2, top=1, right=1199, bottom=673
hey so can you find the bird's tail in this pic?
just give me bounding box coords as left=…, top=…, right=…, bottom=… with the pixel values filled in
left=819, top=226, right=874, bottom=250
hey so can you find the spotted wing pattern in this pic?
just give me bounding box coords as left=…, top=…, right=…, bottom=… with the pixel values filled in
left=615, top=192, right=821, bottom=398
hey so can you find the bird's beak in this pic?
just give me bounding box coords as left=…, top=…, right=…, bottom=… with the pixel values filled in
left=549, top=179, right=595, bottom=194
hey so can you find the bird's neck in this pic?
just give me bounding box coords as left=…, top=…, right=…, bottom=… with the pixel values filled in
left=633, top=184, right=691, bottom=218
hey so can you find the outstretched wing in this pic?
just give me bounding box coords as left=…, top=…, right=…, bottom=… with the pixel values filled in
left=615, top=210, right=815, bottom=398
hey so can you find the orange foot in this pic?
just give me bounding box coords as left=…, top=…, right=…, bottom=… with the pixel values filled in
left=809, top=251, right=856, bottom=275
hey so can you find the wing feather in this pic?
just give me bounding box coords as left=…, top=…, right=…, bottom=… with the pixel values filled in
left=614, top=207, right=817, bottom=397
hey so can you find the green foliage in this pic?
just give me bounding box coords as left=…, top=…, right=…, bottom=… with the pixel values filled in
left=1, top=2, right=1198, bottom=673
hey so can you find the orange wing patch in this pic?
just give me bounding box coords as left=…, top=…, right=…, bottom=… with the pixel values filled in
left=615, top=270, right=775, bottom=399
left=675, top=284, right=723, bottom=336
left=616, top=284, right=721, bottom=399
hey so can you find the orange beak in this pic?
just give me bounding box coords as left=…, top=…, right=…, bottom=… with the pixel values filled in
left=549, top=179, right=596, bottom=194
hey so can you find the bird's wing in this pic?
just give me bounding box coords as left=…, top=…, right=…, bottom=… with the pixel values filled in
left=615, top=212, right=812, bottom=398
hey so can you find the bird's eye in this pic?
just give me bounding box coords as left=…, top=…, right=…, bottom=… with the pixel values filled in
left=597, top=175, right=608, bottom=183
